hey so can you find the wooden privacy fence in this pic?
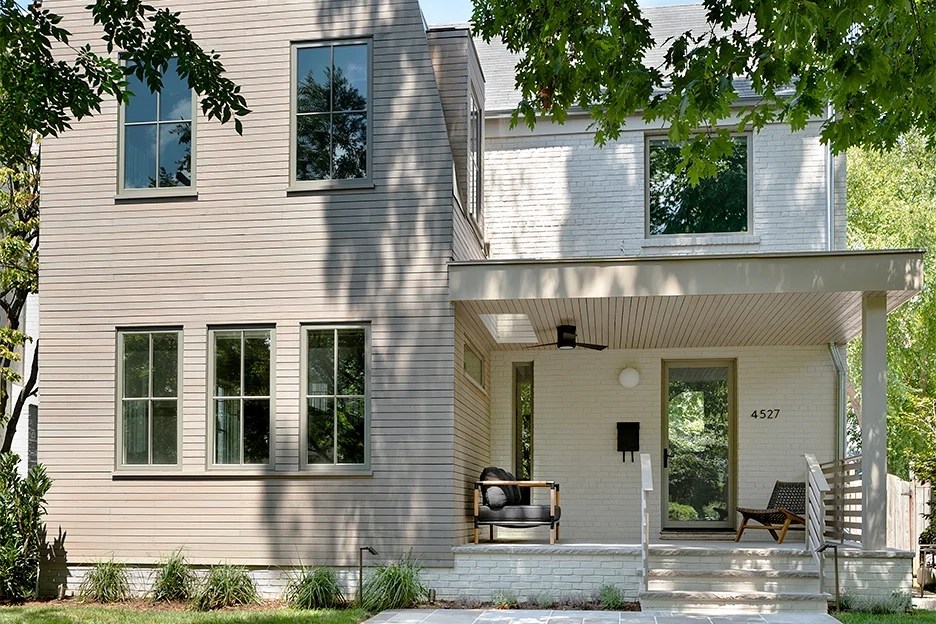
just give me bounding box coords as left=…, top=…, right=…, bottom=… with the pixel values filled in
left=821, top=455, right=863, bottom=544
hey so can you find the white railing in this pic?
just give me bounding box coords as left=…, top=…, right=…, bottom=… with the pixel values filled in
left=640, top=453, right=653, bottom=593
left=805, top=453, right=831, bottom=587
left=821, top=455, right=863, bottom=544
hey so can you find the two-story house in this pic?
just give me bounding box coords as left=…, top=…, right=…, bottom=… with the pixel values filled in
left=39, top=0, right=921, bottom=612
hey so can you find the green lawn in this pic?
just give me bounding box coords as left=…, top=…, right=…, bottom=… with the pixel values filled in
left=836, top=611, right=936, bottom=624
left=0, top=604, right=368, bottom=624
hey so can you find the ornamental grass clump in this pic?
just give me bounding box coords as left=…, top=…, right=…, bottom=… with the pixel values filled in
left=193, top=564, right=260, bottom=611
left=78, top=559, right=131, bottom=603
left=360, top=556, right=428, bottom=611
left=597, top=584, right=628, bottom=610
left=149, top=548, right=197, bottom=602
left=284, top=565, right=344, bottom=609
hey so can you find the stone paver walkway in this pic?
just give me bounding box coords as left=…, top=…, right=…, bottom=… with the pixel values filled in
left=365, top=610, right=840, bottom=624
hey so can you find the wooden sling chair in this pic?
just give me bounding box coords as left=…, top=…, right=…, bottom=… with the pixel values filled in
left=735, top=481, right=806, bottom=544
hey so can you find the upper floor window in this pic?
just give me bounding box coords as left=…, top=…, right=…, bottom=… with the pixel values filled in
left=211, top=328, right=273, bottom=466
left=121, top=59, right=194, bottom=193
left=467, top=91, right=483, bottom=223
left=293, top=41, right=370, bottom=186
left=303, top=325, right=369, bottom=469
left=118, top=329, right=180, bottom=467
left=647, top=136, right=750, bottom=236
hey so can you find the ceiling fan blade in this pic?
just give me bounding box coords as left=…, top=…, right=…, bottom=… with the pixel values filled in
left=578, top=342, right=608, bottom=351
left=525, top=342, right=558, bottom=349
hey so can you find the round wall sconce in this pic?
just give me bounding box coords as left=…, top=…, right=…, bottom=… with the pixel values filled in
left=619, top=367, right=640, bottom=388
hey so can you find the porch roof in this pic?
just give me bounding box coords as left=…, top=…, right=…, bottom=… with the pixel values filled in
left=449, top=249, right=924, bottom=350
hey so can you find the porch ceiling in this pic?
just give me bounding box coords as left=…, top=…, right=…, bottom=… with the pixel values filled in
left=450, top=250, right=924, bottom=350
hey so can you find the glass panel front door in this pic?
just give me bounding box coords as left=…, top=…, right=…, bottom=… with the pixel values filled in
left=662, top=362, right=734, bottom=529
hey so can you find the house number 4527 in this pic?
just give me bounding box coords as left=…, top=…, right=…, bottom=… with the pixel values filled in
left=750, top=409, right=780, bottom=419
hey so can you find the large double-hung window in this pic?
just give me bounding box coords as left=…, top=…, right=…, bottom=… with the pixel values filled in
left=120, top=59, right=195, bottom=193
left=118, top=330, right=181, bottom=467
left=303, top=326, right=369, bottom=469
left=292, top=41, right=370, bottom=186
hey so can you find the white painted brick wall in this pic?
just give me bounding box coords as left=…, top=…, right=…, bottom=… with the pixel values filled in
left=483, top=122, right=840, bottom=259
left=488, top=346, right=835, bottom=543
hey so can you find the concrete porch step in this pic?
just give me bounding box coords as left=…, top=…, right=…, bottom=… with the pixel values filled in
left=649, top=547, right=815, bottom=572
left=639, top=589, right=831, bottom=614
left=647, top=568, right=821, bottom=593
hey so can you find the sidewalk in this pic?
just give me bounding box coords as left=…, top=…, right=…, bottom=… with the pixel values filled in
left=365, top=609, right=841, bottom=624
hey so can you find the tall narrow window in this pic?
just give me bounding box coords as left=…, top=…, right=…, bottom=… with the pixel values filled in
left=464, top=343, right=484, bottom=388
left=514, top=362, right=534, bottom=481
left=467, top=91, right=483, bottom=223
left=293, top=42, right=369, bottom=184
left=121, top=59, right=194, bottom=191
left=211, top=328, right=272, bottom=465
left=304, top=326, right=368, bottom=468
left=647, top=136, right=749, bottom=236
left=119, top=330, right=180, bottom=466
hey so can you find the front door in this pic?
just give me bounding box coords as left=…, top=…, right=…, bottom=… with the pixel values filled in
left=662, top=361, right=735, bottom=530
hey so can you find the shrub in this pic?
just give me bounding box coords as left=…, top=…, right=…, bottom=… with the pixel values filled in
left=597, top=584, right=628, bottom=610
left=193, top=564, right=260, bottom=611
left=668, top=502, right=698, bottom=521
left=839, top=591, right=912, bottom=614
left=0, top=453, right=52, bottom=601
left=284, top=565, right=344, bottom=609
left=525, top=592, right=555, bottom=608
left=491, top=590, right=519, bottom=609
left=150, top=548, right=197, bottom=602
left=78, top=559, right=131, bottom=603
left=360, top=556, right=428, bottom=611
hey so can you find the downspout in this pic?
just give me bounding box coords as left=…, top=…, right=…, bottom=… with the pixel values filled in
left=829, top=342, right=847, bottom=462
left=826, top=103, right=835, bottom=251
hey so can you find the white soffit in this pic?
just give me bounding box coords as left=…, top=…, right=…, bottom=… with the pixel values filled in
left=480, top=313, right=538, bottom=344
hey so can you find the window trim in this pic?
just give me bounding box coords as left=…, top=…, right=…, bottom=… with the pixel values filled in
left=206, top=325, right=276, bottom=471
left=466, top=86, right=484, bottom=227
left=115, top=327, right=183, bottom=471
left=116, top=64, right=198, bottom=199
left=644, top=133, right=753, bottom=239
left=289, top=38, right=374, bottom=191
left=299, top=323, right=371, bottom=474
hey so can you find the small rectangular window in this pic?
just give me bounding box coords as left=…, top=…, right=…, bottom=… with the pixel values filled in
left=467, top=91, right=483, bottom=223
left=464, top=344, right=484, bottom=388
left=303, top=325, right=369, bottom=468
left=293, top=41, right=370, bottom=186
left=120, top=59, right=194, bottom=192
left=118, top=330, right=181, bottom=467
left=210, top=328, right=273, bottom=466
left=647, top=136, right=749, bottom=236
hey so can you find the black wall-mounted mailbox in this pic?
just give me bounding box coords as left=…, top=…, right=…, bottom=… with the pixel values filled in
left=616, top=422, right=640, bottom=462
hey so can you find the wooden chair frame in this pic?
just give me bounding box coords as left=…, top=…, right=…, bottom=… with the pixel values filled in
left=734, top=481, right=806, bottom=544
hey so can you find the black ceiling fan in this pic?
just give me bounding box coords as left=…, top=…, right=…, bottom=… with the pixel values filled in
left=530, top=324, right=607, bottom=351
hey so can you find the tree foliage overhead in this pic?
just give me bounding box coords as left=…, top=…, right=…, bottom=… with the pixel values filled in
left=0, top=0, right=249, bottom=164
left=846, top=131, right=936, bottom=481
left=471, top=0, right=936, bottom=180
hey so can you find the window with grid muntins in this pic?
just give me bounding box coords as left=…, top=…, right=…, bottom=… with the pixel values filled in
left=305, top=326, right=367, bottom=466
left=211, top=329, right=272, bottom=465
left=119, top=330, right=180, bottom=466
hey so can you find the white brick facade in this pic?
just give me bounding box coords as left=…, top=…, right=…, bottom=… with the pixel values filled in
left=487, top=346, right=835, bottom=543
left=483, top=120, right=847, bottom=260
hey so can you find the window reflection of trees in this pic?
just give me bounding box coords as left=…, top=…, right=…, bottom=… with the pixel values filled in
left=296, top=67, right=367, bottom=181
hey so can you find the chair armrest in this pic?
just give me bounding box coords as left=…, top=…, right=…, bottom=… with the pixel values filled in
left=475, top=480, right=558, bottom=488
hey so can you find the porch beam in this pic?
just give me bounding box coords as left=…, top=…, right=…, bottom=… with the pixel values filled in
left=861, top=293, right=887, bottom=551
left=450, top=251, right=922, bottom=302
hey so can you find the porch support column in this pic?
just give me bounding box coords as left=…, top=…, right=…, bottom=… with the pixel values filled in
left=861, top=293, right=887, bottom=551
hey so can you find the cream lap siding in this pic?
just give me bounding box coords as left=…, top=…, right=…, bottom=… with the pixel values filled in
left=453, top=307, right=494, bottom=542
left=487, top=346, right=835, bottom=543
left=483, top=121, right=839, bottom=260
left=40, top=0, right=461, bottom=567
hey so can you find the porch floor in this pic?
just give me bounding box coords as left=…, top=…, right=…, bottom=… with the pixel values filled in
left=367, top=610, right=839, bottom=624
left=454, top=538, right=828, bottom=554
